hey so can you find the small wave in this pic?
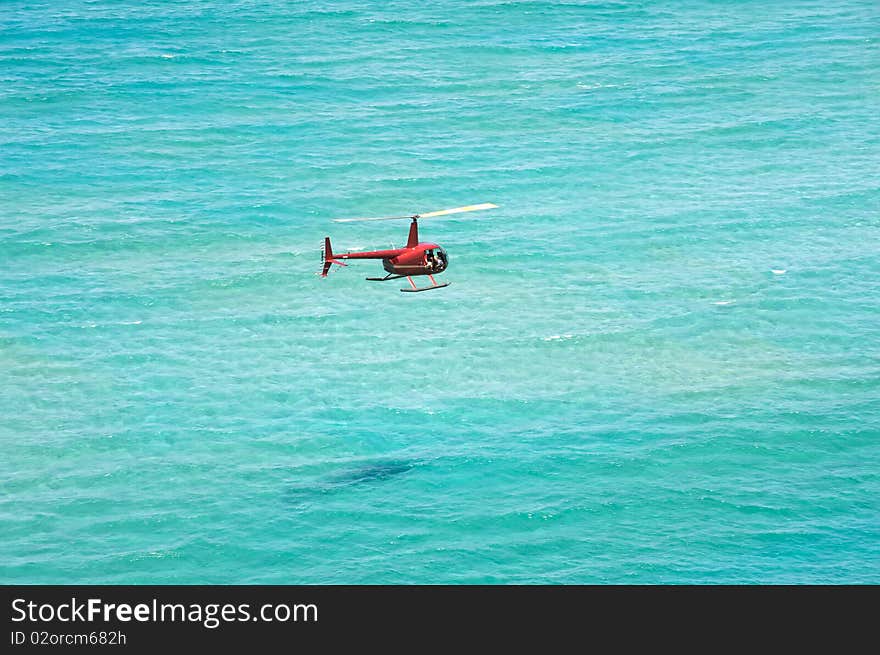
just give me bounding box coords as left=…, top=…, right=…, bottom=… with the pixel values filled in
left=543, top=334, right=574, bottom=341
left=771, top=269, right=787, bottom=275
left=714, top=300, right=735, bottom=306
left=576, top=82, right=617, bottom=90
left=79, top=320, right=142, bottom=328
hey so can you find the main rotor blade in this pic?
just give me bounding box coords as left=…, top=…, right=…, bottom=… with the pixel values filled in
left=333, top=215, right=414, bottom=223
left=332, top=202, right=498, bottom=223
left=417, top=203, right=499, bottom=218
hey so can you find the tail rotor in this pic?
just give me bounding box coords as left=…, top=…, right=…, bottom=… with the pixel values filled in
left=320, top=237, right=346, bottom=277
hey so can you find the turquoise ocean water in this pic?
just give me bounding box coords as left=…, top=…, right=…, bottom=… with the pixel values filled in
left=2, top=0, right=879, bottom=583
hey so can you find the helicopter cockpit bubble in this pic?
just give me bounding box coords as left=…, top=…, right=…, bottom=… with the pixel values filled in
left=435, top=247, right=448, bottom=271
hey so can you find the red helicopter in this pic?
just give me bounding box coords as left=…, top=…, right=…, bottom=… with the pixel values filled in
left=320, top=202, right=498, bottom=292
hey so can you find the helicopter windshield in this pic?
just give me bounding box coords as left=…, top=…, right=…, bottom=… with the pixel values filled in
left=426, top=247, right=447, bottom=272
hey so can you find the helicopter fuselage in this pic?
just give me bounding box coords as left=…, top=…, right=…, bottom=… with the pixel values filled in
left=325, top=242, right=447, bottom=276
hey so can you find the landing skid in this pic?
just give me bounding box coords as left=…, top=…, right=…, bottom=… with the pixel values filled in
left=366, top=274, right=405, bottom=282
left=400, top=275, right=450, bottom=293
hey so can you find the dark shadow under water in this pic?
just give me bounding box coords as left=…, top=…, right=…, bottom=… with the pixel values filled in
left=284, top=458, right=418, bottom=507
